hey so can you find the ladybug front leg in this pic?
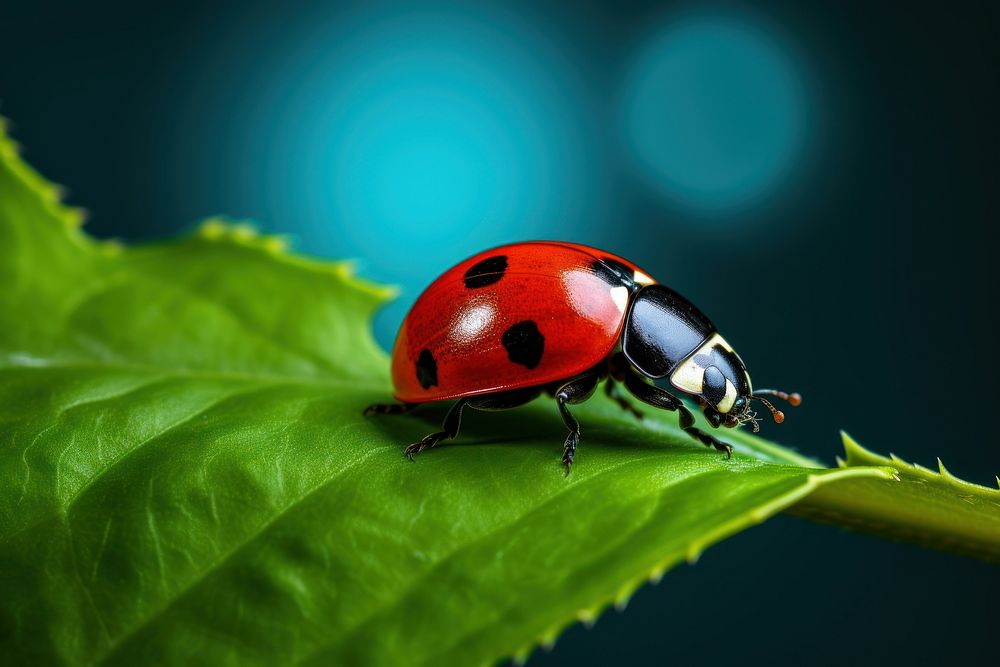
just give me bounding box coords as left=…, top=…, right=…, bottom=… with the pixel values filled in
left=622, top=371, right=733, bottom=459
left=403, top=399, right=468, bottom=460
left=555, top=373, right=602, bottom=473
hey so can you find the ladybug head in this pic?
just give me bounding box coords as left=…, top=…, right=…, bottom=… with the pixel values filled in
left=668, top=334, right=754, bottom=425
left=702, top=385, right=802, bottom=433
left=664, top=335, right=800, bottom=432
left=699, top=389, right=802, bottom=433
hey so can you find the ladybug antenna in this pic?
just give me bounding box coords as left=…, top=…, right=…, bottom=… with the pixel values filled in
left=751, top=389, right=802, bottom=425
left=751, top=396, right=784, bottom=424
left=752, top=388, right=802, bottom=406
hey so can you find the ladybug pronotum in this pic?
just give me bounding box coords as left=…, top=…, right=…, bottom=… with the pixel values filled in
left=365, top=241, right=800, bottom=471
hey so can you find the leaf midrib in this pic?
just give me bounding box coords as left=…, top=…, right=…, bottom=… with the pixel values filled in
left=0, top=361, right=386, bottom=551
left=0, top=382, right=385, bottom=552
left=59, top=383, right=295, bottom=516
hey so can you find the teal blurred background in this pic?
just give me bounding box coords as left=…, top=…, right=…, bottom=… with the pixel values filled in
left=1, top=0, right=996, bottom=663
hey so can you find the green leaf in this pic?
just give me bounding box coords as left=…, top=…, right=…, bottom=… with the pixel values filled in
left=0, top=118, right=996, bottom=666
left=789, top=433, right=1000, bottom=561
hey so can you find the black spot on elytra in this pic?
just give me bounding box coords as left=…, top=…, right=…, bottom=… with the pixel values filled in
left=591, top=258, right=638, bottom=292
left=702, top=366, right=727, bottom=406
left=464, top=255, right=508, bottom=288
left=415, top=349, right=438, bottom=389
left=501, top=320, right=545, bottom=369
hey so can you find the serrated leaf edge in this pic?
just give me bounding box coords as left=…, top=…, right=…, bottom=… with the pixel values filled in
left=194, top=218, right=398, bottom=302
left=839, top=431, right=1000, bottom=494
left=505, top=464, right=894, bottom=665
left=0, top=116, right=90, bottom=240
left=0, top=119, right=397, bottom=307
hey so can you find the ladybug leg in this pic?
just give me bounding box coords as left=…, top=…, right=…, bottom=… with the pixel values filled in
left=622, top=372, right=733, bottom=459
left=604, top=380, right=644, bottom=421
left=555, top=373, right=602, bottom=473
left=404, top=388, right=541, bottom=462
left=363, top=402, right=418, bottom=417
left=403, top=399, right=467, bottom=461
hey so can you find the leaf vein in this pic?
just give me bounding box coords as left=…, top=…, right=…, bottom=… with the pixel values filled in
left=61, top=383, right=289, bottom=516
left=95, top=433, right=397, bottom=664
left=296, top=451, right=725, bottom=665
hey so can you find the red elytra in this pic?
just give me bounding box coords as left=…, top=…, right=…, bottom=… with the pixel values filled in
left=390, top=241, right=655, bottom=402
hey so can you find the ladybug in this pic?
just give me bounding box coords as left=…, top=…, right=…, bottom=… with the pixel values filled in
left=364, top=241, right=800, bottom=471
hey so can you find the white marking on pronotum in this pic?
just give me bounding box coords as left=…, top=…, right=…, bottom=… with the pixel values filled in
left=669, top=332, right=738, bottom=401
left=633, top=270, right=655, bottom=285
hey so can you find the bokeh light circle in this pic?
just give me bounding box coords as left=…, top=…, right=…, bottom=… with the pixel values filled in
left=623, top=15, right=807, bottom=212
left=162, top=4, right=606, bottom=345
left=171, top=7, right=602, bottom=290
left=316, top=36, right=554, bottom=272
